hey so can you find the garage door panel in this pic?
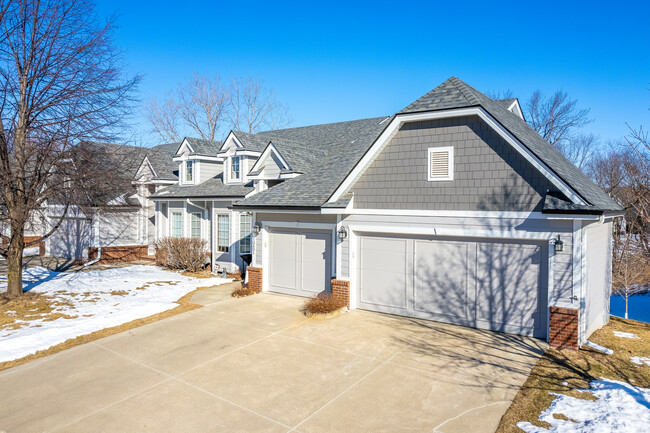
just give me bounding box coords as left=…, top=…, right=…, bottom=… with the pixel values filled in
left=414, top=240, right=470, bottom=320
left=301, top=232, right=331, bottom=294
left=359, top=237, right=408, bottom=311
left=358, top=234, right=547, bottom=339
left=269, top=228, right=331, bottom=296
left=270, top=231, right=299, bottom=291
left=476, top=243, right=543, bottom=335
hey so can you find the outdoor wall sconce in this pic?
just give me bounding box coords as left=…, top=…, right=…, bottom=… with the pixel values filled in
left=253, top=222, right=262, bottom=235
left=338, top=226, right=348, bottom=240
left=554, top=235, right=564, bottom=252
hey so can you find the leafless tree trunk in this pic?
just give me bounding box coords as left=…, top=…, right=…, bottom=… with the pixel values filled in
left=0, top=0, right=140, bottom=298
left=145, top=75, right=291, bottom=142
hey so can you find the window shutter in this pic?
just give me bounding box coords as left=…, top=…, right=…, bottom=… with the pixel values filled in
left=427, top=147, right=454, bottom=181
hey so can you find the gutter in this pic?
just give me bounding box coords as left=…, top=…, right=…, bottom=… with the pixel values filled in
left=84, top=212, right=102, bottom=267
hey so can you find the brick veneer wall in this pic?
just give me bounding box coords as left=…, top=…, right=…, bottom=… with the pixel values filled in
left=88, top=245, right=148, bottom=264
left=549, top=306, right=579, bottom=351
left=247, top=267, right=263, bottom=293
left=331, top=279, right=350, bottom=309
left=24, top=236, right=46, bottom=256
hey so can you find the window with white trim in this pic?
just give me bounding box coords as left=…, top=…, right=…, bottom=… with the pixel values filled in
left=427, top=146, right=454, bottom=181
left=230, top=157, right=240, bottom=181
left=185, top=161, right=193, bottom=182
left=171, top=212, right=182, bottom=238
left=217, top=214, right=230, bottom=252
left=239, top=214, right=252, bottom=254
left=191, top=213, right=201, bottom=238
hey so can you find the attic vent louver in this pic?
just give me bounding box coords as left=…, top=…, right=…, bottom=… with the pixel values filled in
left=427, top=147, right=454, bottom=181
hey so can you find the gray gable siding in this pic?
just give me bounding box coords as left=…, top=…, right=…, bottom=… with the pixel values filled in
left=351, top=115, right=559, bottom=212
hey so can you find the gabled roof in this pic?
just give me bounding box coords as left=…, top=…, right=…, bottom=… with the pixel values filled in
left=178, top=137, right=223, bottom=156
left=398, top=77, right=621, bottom=211
left=234, top=117, right=390, bottom=208
left=249, top=137, right=329, bottom=176
left=147, top=142, right=180, bottom=180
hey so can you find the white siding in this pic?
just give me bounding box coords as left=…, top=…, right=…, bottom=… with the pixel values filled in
left=585, top=221, right=612, bottom=337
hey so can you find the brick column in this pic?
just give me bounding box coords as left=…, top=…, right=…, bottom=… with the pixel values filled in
left=549, top=306, right=579, bottom=351
left=331, top=278, right=350, bottom=310
left=247, top=267, right=263, bottom=293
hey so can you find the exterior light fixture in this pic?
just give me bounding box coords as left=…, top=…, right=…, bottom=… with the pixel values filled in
left=554, top=235, right=564, bottom=252
left=337, top=226, right=348, bottom=240
left=253, top=222, right=262, bottom=235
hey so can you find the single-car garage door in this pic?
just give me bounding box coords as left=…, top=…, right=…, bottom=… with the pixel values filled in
left=269, top=228, right=332, bottom=296
left=49, top=217, right=92, bottom=260
left=358, top=234, right=547, bottom=338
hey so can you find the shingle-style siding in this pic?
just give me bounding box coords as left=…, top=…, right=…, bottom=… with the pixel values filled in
left=199, top=161, right=223, bottom=183
left=351, top=115, right=559, bottom=212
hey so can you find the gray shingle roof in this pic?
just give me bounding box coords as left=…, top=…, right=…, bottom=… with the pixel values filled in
left=234, top=117, right=391, bottom=208
left=400, top=77, right=621, bottom=211
left=151, top=175, right=253, bottom=199
left=230, top=131, right=269, bottom=152
left=147, top=142, right=179, bottom=180
left=182, top=137, right=223, bottom=156
left=263, top=137, right=328, bottom=174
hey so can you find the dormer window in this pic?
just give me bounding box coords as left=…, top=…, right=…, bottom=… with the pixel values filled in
left=231, top=157, right=240, bottom=181
left=185, top=161, right=193, bottom=182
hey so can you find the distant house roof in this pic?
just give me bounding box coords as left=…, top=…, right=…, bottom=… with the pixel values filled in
left=147, top=142, right=180, bottom=181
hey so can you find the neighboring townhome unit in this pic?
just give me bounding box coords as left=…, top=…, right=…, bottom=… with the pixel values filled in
left=151, top=77, right=623, bottom=351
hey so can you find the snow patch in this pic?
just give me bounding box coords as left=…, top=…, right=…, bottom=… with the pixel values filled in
left=631, top=357, right=650, bottom=367
left=584, top=340, right=613, bottom=355
left=516, top=378, right=650, bottom=433
left=0, top=265, right=232, bottom=363
left=614, top=331, right=640, bottom=339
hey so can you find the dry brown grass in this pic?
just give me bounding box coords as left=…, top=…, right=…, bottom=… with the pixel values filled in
left=181, top=270, right=214, bottom=279
left=0, top=292, right=77, bottom=331
left=231, top=285, right=260, bottom=298
left=302, top=293, right=347, bottom=318
left=496, top=317, right=650, bottom=432
left=0, top=284, right=217, bottom=372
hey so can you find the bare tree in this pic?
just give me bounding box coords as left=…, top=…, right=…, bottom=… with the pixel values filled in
left=145, top=75, right=291, bottom=142
left=526, top=90, right=592, bottom=147
left=0, top=0, right=140, bottom=298
left=612, top=219, right=650, bottom=319
left=145, top=74, right=229, bottom=143
left=555, top=133, right=599, bottom=170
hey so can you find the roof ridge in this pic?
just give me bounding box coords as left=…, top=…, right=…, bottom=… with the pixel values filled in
left=254, top=116, right=390, bottom=135
left=448, top=77, right=480, bottom=105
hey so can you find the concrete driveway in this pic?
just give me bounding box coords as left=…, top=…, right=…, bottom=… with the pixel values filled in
left=0, top=290, right=546, bottom=433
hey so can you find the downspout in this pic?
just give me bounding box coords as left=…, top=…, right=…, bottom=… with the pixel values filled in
left=84, top=210, right=101, bottom=267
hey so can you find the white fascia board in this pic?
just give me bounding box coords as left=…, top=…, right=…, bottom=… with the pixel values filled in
left=249, top=142, right=290, bottom=174
left=175, top=138, right=193, bottom=156
left=508, top=100, right=525, bottom=119
left=150, top=179, right=178, bottom=185
left=327, top=107, right=587, bottom=206
left=219, top=131, right=244, bottom=152
left=347, top=223, right=556, bottom=241
left=188, top=155, right=224, bottom=162
left=336, top=208, right=600, bottom=220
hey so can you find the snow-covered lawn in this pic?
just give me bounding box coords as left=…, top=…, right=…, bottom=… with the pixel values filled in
left=631, top=356, right=650, bottom=367
left=0, top=265, right=231, bottom=363
left=516, top=379, right=650, bottom=433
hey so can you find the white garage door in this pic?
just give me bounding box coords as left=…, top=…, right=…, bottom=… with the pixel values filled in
left=49, top=218, right=92, bottom=260
left=358, top=234, right=547, bottom=338
left=269, top=228, right=332, bottom=296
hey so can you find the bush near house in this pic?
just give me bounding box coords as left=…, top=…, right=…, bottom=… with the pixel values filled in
left=231, top=284, right=260, bottom=298
left=154, top=237, right=208, bottom=273
left=302, top=293, right=347, bottom=317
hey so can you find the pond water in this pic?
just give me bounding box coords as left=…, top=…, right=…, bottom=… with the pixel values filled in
left=610, top=292, right=650, bottom=323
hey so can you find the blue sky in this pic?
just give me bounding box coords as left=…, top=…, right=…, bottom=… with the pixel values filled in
left=95, top=0, right=650, bottom=147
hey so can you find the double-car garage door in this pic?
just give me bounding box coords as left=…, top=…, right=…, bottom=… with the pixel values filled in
left=358, top=234, right=548, bottom=338
left=267, top=228, right=547, bottom=339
